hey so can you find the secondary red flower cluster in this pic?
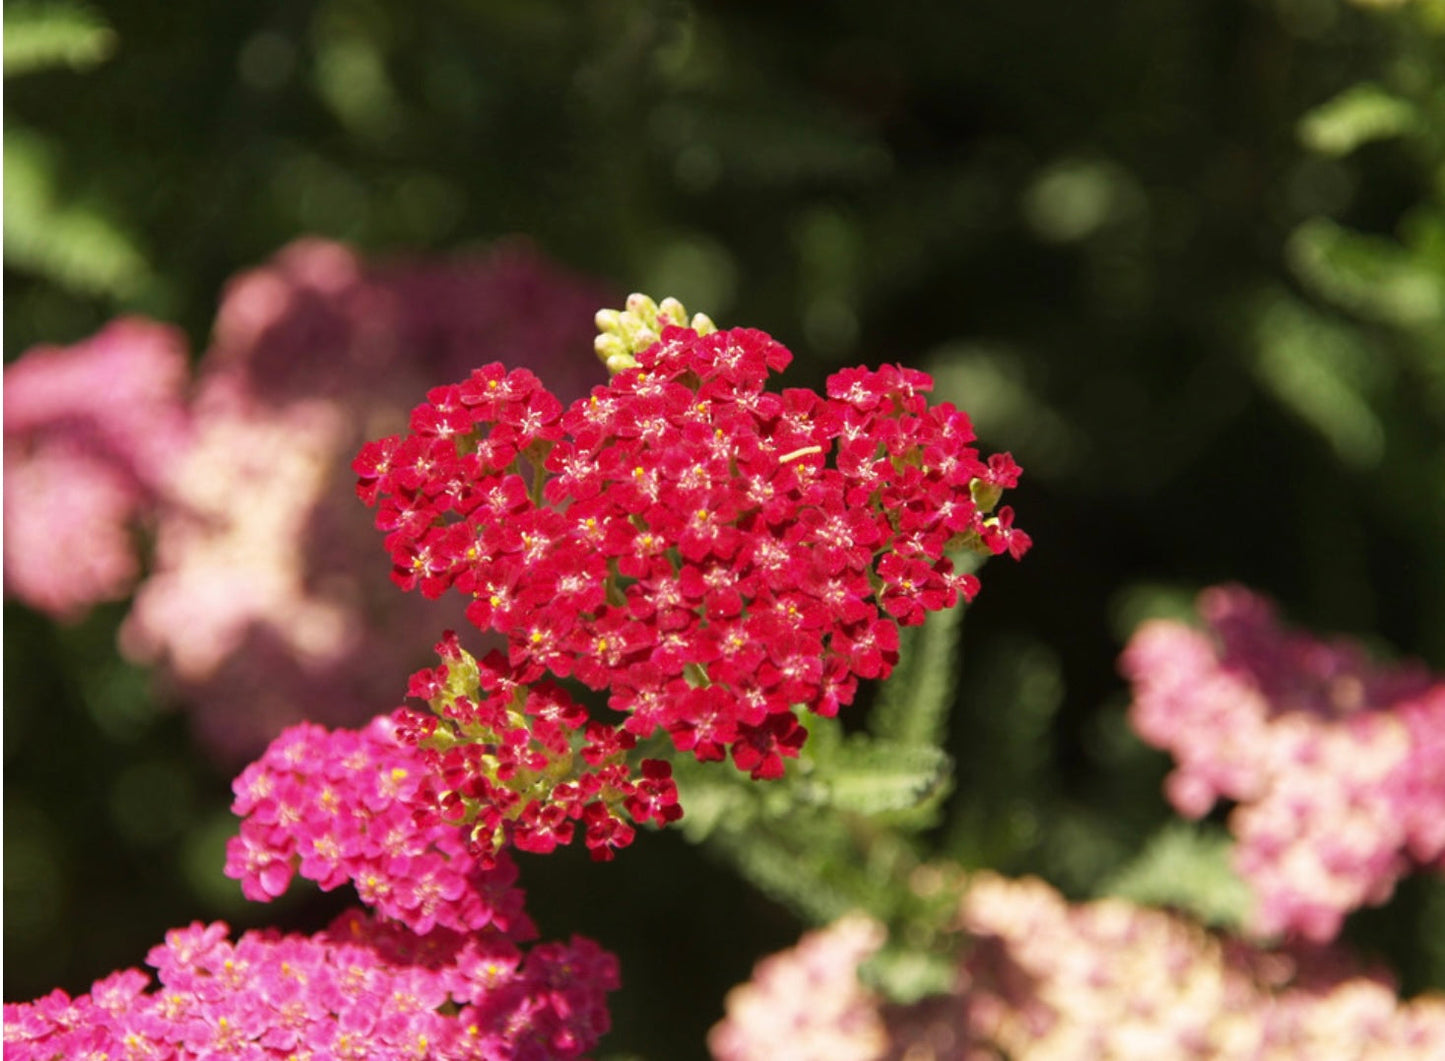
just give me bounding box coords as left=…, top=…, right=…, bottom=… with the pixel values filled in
left=357, top=319, right=1027, bottom=784
left=398, top=632, right=683, bottom=866
left=4, top=910, right=617, bottom=1061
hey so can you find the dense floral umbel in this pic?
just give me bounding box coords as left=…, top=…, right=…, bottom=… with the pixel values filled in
left=356, top=320, right=1029, bottom=783
left=1122, top=585, right=1445, bottom=941
left=398, top=632, right=682, bottom=865
left=710, top=876, right=1445, bottom=1060
left=3, top=910, right=619, bottom=1061
left=225, top=715, right=534, bottom=937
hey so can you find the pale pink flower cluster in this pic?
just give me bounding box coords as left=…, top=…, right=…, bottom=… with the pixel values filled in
left=710, top=876, right=1445, bottom=1061
left=1121, top=584, right=1445, bottom=940
left=4, top=239, right=611, bottom=759
left=3, top=318, right=191, bottom=618
left=944, top=874, right=1445, bottom=1059
left=708, top=914, right=889, bottom=1061
left=3, top=910, right=618, bottom=1061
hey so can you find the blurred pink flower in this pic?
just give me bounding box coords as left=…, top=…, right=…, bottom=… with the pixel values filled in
left=939, top=873, right=1445, bottom=1060
left=6, top=239, right=612, bottom=761
left=709, top=914, right=890, bottom=1061
left=713, top=876, right=1445, bottom=1061
left=4, top=318, right=191, bottom=618
left=1121, top=584, right=1445, bottom=941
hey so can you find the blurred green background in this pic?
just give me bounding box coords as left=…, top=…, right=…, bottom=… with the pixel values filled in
left=7, top=1, right=1445, bottom=1056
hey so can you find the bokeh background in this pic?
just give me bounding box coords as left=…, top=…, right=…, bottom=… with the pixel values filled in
left=6, top=1, right=1445, bottom=1057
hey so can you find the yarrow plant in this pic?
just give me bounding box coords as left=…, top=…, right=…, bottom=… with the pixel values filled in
left=224, top=715, right=532, bottom=936
left=701, top=585, right=1445, bottom=1058
left=353, top=293, right=1031, bottom=864
left=13, top=277, right=1445, bottom=1058
left=2, top=317, right=191, bottom=618
left=8, top=694, right=620, bottom=1060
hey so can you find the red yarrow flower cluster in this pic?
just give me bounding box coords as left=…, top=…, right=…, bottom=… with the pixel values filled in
left=3, top=910, right=618, bottom=1061
left=398, top=631, right=683, bottom=867
left=355, top=320, right=1028, bottom=787
left=225, top=715, right=533, bottom=937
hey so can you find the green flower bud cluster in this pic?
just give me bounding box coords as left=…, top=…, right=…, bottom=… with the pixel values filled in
left=594, top=293, right=717, bottom=374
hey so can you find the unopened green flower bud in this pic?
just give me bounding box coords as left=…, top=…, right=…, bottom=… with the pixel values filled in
left=595, top=332, right=628, bottom=365
left=625, top=292, right=659, bottom=319
left=593, top=291, right=718, bottom=373
left=620, top=317, right=659, bottom=352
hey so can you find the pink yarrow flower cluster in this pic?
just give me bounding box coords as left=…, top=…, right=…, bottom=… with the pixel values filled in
left=4, top=910, right=618, bottom=1061
left=1122, top=585, right=1445, bottom=941
left=355, top=306, right=1029, bottom=811
left=225, top=715, right=533, bottom=937
left=124, top=238, right=610, bottom=761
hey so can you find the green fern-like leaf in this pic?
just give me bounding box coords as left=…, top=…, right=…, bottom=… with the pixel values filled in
left=707, top=821, right=861, bottom=925
left=668, top=758, right=758, bottom=844
left=817, top=739, right=952, bottom=816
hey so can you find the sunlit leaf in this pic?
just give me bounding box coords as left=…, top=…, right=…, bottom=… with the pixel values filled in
left=4, top=128, right=151, bottom=297
left=1252, top=291, right=1387, bottom=467
left=819, top=739, right=952, bottom=816
left=1289, top=217, right=1445, bottom=327
left=4, top=1, right=115, bottom=77
left=1299, top=83, right=1418, bottom=158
